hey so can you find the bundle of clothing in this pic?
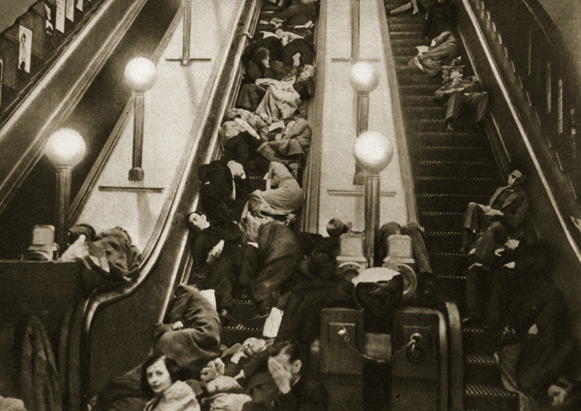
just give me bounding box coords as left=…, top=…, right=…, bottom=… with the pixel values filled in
left=60, top=225, right=141, bottom=283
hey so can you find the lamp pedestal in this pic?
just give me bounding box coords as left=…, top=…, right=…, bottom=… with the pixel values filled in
left=364, top=171, right=380, bottom=266
left=353, top=91, right=370, bottom=185
left=129, top=91, right=145, bottom=181
left=353, top=130, right=393, bottom=266
left=124, top=57, right=157, bottom=181
left=54, top=166, right=72, bottom=250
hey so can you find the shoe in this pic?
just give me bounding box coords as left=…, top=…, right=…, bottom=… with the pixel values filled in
left=444, top=120, right=454, bottom=132
left=412, top=8, right=419, bottom=15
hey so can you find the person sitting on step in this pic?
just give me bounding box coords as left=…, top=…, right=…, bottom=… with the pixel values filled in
left=434, top=66, right=489, bottom=132
left=460, top=169, right=530, bottom=256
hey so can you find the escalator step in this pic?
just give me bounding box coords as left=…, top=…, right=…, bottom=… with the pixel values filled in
left=466, top=353, right=497, bottom=366
left=462, top=326, right=504, bottom=355
left=415, top=176, right=497, bottom=194
left=401, top=94, right=436, bottom=106
left=465, top=383, right=517, bottom=398
left=391, top=38, right=428, bottom=48
left=391, top=45, right=421, bottom=56
left=429, top=252, right=467, bottom=275
left=403, top=106, right=443, bottom=119
left=433, top=273, right=465, bottom=303
left=416, top=160, right=496, bottom=177
left=465, top=383, right=519, bottom=411
left=465, top=354, right=501, bottom=385
left=425, top=230, right=462, bottom=253
left=413, top=118, right=448, bottom=130
left=390, top=31, right=424, bottom=40
left=398, top=84, right=440, bottom=95
left=416, top=146, right=494, bottom=162
left=414, top=131, right=485, bottom=145
left=419, top=211, right=464, bottom=231
left=416, top=192, right=488, bottom=212
left=387, top=21, right=425, bottom=31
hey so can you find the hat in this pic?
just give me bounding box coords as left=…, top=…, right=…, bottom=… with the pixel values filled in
left=326, top=218, right=352, bottom=238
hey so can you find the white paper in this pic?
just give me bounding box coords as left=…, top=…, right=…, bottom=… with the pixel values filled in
left=263, top=307, right=283, bottom=338
left=200, top=289, right=217, bottom=310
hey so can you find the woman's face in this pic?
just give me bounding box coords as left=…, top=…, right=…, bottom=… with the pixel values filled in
left=189, top=213, right=210, bottom=230
left=146, top=357, right=173, bottom=395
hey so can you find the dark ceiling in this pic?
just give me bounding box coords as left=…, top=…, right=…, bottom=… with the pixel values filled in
left=0, top=1, right=38, bottom=33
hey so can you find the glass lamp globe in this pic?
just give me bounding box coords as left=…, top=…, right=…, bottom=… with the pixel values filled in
left=349, top=61, right=379, bottom=93
left=45, top=128, right=87, bottom=168
left=353, top=131, right=393, bottom=172
left=124, top=57, right=157, bottom=92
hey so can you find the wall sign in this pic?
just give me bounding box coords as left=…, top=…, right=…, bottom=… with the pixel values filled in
left=18, top=25, right=33, bottom=73
left=56, top=0, right=65, bottom=33
left=66, top=0, right=75, bottom=22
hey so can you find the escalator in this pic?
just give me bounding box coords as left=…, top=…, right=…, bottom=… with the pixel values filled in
left=384, top=0, right=517, bottom=409
left=70, top=2, right=263, bottom=408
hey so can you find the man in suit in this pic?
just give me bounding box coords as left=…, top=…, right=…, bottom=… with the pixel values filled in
left=461, top=169, right=530, bottom=257
left=434, top=68, right=489, bottom=132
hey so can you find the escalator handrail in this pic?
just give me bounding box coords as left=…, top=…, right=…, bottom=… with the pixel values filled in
left=156, top=2, right=265, bottom=323
left=461, top=0, right=581, bottom=264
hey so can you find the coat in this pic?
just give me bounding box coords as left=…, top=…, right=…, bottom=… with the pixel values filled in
left=20, top=315, right=61, bottom=411
left=154, top=285, right=222, bottom=377
left=240, top=222, right=302, bottom=307
left=488, top=186, right=530, bottom=231
left=144, top=381, right=200, bottom=411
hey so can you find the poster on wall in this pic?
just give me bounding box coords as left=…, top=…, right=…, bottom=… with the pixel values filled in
left=56, top=0, right=65, bottom=33
left=0, top=58, right=4, bottom=107
left=18, top=25, right=33, bottom=74
left=76, top=0, right=84, bottom=12
left=66, top=0, right=75, bottom=22
left=45, top=4, right=55, bottom=36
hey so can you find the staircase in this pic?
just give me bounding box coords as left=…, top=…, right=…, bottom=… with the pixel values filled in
left=384, top=1, right=518, bottom=409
